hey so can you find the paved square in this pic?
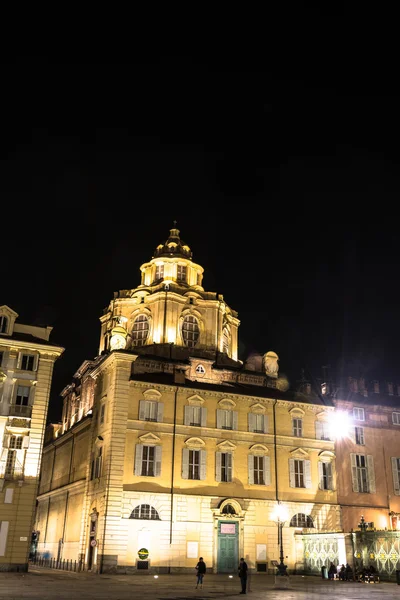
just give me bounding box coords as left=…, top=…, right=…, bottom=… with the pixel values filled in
left=0, top=568, right=397, bottom=600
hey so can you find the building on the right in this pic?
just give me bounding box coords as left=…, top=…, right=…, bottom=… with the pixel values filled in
left=328, top=376, right=400, bottom=578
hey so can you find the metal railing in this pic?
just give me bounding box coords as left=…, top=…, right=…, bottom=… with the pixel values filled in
left=0, top=457, right=24, bottom=481
left=9, top=404, right=32, bottom=418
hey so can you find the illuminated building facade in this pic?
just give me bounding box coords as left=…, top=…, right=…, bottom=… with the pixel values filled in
left=34, top=228, right=344, bottom=573
left=0, top=306, right=63, bottom=571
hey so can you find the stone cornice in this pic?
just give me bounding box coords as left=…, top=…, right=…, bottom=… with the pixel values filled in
left=0, top=339, right=64, bottom=356
left=37, top=478, right=86, bottom=500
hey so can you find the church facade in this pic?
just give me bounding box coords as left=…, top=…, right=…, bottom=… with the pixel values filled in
left=33, top=228, right=400, bottom=575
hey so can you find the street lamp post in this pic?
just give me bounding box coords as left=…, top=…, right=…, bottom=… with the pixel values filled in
left=272, top=503, right=289, bottom=576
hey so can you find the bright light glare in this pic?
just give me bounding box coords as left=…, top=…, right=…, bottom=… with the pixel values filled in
left=229, top=575, right=233, bottom=578
left=154, top=575, right=159, bottom=579
left=329, top=410, right=351, bottom=440
left=272, top=503, right=289, bottom=523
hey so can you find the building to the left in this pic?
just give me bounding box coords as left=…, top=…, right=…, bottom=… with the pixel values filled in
left=0, top=306, right=63, bottom=571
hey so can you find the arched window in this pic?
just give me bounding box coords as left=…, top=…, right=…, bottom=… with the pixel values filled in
left=290, top=513, right=314, bottom=528
left=132, top=315, right=149, bottom=347
left=221, top=503, right=236, bottom=515
left=0, top=315, right=8, bottom=334
left=130, top=504, right=160, bottom=520
left=222, top=327, right=230, bottom=354
left=182, top=315, right=200, bottom=348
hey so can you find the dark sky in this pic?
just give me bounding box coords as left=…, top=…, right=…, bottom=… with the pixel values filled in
left=1, top=58, right=400, bottom=422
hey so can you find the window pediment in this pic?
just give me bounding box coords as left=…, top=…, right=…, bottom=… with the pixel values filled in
left=218, top=398, right=236, bottom=409
left=316, top=411, right=329, bottom=421
left=319, top=450, right=335, bottom=461
left=139, top=432, right=161, bottom=444
left=289, top=406, right=305, bottom=417
left=290, top=447, right=309, bottom=458
left=143, top=389, right=162, bottom=401
left=249, top=443, right=269, bottom=454
left=187, top=394, right=205, bottom=406
left=184, top=437, right=205, bottom=448
left=217, top=440, right=237, bottom=451
left=250, top=403, right=266, bottom=414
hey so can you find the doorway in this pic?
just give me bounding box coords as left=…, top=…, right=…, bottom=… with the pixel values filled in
left=217, top=521, right=238, bottom=573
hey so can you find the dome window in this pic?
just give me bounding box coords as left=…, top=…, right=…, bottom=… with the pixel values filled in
left=132, top=315, right=149, bottom=347
left=222, top=327, right=230, bottom=354
left=155, top=264, right=164, bottom=281
left=182, top=315, right=200, bottom=348
left=177, top=265, right=187, bottom=283
left=0, top=315, right=8, bottom=334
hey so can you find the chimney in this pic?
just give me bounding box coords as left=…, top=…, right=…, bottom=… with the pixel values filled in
left=305, top=383, right=311, bottom=395
left=174, top=368, right=186, bottom=384
left=388, top=382, right=394, bottom=396
left=373, top=380, right=380, bottom=394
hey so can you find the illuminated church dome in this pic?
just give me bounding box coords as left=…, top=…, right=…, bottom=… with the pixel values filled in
left=153, top=227, right=193, bottom=260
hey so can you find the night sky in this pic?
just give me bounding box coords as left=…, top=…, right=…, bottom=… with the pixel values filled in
left=1, top=59, right=399, bottom=423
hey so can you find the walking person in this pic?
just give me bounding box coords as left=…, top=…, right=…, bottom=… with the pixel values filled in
left=238, top=557, right=248, bottom=594
left=195, top=557, right=206, bottom=589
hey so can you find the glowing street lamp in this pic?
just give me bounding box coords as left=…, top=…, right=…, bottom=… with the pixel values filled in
left=328, top=410, right=351, bottom=441
left=271, top=503, right=289, bottom=576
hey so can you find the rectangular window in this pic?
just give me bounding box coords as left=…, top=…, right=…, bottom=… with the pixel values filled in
left=0, top=351, right=3, bottom=366
left=21, top=354, right=35, bottom=371
left=292, top=418, right=303, bottom=437
left=320, top=462, right=333, bottom=490
left=141, top=445, right=155, bottom=477
left=16, top=386, right=30, bottom=406
left=355, top=426, right=365, bottom=445
left=254, top=414, right=265, bottom=433
left=94, top=447, right=103, bottom=479
left=221, top=410, right=233, bottom=430
left=144, top=401, right=157, bottom=422
left=190, top=406, right=201, bottom=426
left=220, top=452, right=233, bottom=482
left=356, top=454, right=369, bottom=492
left=100, top=404, right=105, bottom=425
left=253, top=456, right=265, bottom=485
left=155, top=265, right=164, bottom=280
left=188, top=449, right=200, bottom=480
left=294, top=459, right=305, bottom=488
left=196, top=272, right=201, bottom=286
left=177, top=265, right=187, bottom=283
left=392, top=412, right=400, bottom=425
left=353, top=407, right=365, bottom=421
left=316, top=421, right=331, bottom=440
left=391, top=457, right=400, bottom=495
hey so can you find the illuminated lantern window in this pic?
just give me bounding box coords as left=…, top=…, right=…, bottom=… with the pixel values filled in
left=182, top=315, right=199, bottom=348
left=155, top=264, right=164, bottom=281
left=132, top=315, right=149, bottom=347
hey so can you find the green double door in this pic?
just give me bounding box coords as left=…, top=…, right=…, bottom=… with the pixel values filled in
left=217, top=521, right=238, bottom=573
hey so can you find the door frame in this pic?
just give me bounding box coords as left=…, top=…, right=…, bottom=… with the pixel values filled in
left=212, top=499, right=246, bottom=573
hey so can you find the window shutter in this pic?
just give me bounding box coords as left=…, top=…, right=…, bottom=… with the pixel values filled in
left=215, top=451, right=222, bottom=482
left=200, top=407, right=207, bottom=427
left=157, top=402, right=164, bottom=423
left=248, top=413, right=255, bottom=432
left=350, top=453, right=359, bottom=492
left=139, top=401, right=146, bottom=421
left=33, top=354, right=39, bottom=371
left=216, top=409, right=223, bottom=429
left=184, top=406, right=192, bottom=426
left=367, top=455, right=376, bottom=493
left=232, top=411, right=238, bottom=431
left=2, top=435, right=10, bottom=449
left=392, top=457, right=400, bottom=495
left=289, top=459, right=295, bottom=488
left=227, top=453, right=233, bottom=482
left=315, top=421, right=323, bottom=440
left=17, top=352, right=22, bottom=369
left=264, top=456, right=271, bottom=486
left=135, top=444, right=143, bottom=476
left=22, top=436, right=30, bottom=449
left=318, top=461, right=324, bottom=489
left=182, top=448, right=189, bottom=479
left=248, top=454, right=254, bottom=485
left=327, top=462, right=333, bottom=490
left=349, top=427, right=356, bottom=445
left=155, top=446, right=162, bottom=477
left=199, top=450, right=207, bottom=480
left=263, top=414, right=269, bottom=433
left=304, top=459, right=312, bottom=488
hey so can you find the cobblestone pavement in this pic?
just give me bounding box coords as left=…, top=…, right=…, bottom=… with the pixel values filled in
left=0, top=568, right=398, bottom=600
